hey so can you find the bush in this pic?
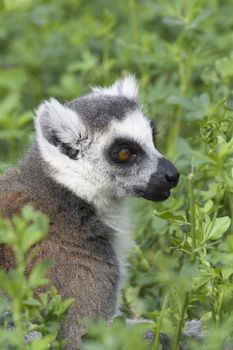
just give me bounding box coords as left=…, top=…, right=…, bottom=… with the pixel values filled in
left=0, top=0, right=233, bottom=349
left=0, top=206, right=73, bottom=350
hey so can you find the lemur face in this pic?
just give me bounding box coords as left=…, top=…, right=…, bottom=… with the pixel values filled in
left=103, top=112, right=179, bottom=202
left=35, top=76, right=179, bottom=207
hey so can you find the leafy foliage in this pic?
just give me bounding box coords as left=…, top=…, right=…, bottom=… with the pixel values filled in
left=0, top=0, right=233, bottom=349
left=0, top=207, right=74, bottom=349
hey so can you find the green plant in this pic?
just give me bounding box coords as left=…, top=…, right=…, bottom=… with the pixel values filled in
left=1, top=0, right=233, bottom=349
left=0, top=206, right=74, bottom=350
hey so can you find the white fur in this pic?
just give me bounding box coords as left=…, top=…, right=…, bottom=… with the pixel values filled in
left=91, top=75, right=138, bottom=100
left=37, top=125, right=131, bottom=266
left=110, top=110, right=162, bottom=160
left=35, top=98, right=87, bottom=147
left=36, top=105, right=161, bottom=207
left=35, top=96, right=163, bottom=268
left=96, top=199, right=132, bottom=278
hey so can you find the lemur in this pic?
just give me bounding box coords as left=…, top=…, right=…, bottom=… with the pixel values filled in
left=0, top=76, right=179, bottom=349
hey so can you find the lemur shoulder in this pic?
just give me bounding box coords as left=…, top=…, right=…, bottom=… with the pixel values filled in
left=0, top=76, right=179, bottom=350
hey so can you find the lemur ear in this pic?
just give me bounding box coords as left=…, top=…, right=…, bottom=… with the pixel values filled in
left=91, top=75, right=138, bottom=100
left=35, top=98, right=86, bottom=147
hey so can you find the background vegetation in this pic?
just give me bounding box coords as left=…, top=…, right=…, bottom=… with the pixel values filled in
left=0, top=0, right=233, bottom=349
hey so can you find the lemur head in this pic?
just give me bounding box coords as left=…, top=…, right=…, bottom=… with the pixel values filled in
left=35, top=76, right=179, bottom=208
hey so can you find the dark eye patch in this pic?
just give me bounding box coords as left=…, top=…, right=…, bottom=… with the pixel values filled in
left=107, top=138, right=144, bottom=165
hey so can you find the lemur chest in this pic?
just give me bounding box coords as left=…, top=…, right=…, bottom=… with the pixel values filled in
left=97, top=202, right=132, bottom=271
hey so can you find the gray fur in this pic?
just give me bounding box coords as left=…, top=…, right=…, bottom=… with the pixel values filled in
left=66, top=95, right=138, bottom=130
left=0, top=141, right=120, bottom=349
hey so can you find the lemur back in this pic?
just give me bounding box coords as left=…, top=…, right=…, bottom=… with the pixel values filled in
left=0, top=76, right=179, bottom=349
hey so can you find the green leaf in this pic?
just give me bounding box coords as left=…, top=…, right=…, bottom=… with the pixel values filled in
left=222, top=267, right=233, bottom=280
left=23, top=298, right=41, bottom=307
left=154, top=210, right=188, bottom=225
left=203, top=200, right=214, bottom=213
left=29, top=259, right=50, bottom=288
left=207, top=216, right=231, bottom=240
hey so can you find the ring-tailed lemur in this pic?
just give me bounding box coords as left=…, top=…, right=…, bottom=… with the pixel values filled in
left=0, top=76, right=179, bottom=349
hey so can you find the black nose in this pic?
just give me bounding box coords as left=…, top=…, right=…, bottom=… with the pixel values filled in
left=165, top=172, right=179, bottom=187
left=157, top=158, right=180, bottom=189
left=133, top=157, right=180, bottom=202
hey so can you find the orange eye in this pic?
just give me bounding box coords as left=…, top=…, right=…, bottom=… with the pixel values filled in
left=117, top=148, right=130, bottom=161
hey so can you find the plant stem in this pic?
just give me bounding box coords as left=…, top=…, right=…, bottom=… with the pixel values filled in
left=153, top=293, right=168, bottom=350
left=166, top=107, right=182, bottom=158
left=205, top=193, right=222, bottom=242
left=129, top=0, right=138, bottom=45
left=188, top=173, right=196, bottom=259
left=228, top=194, right=233, bottom=233
left=173, top=292, right=189, bottom=350
left=12, top=298, right=24, bottom=348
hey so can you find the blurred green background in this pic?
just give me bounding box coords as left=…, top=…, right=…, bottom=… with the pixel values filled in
left=1, top=0, right=232, bottom=168
left=1, top=0, right=233, bottom=349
